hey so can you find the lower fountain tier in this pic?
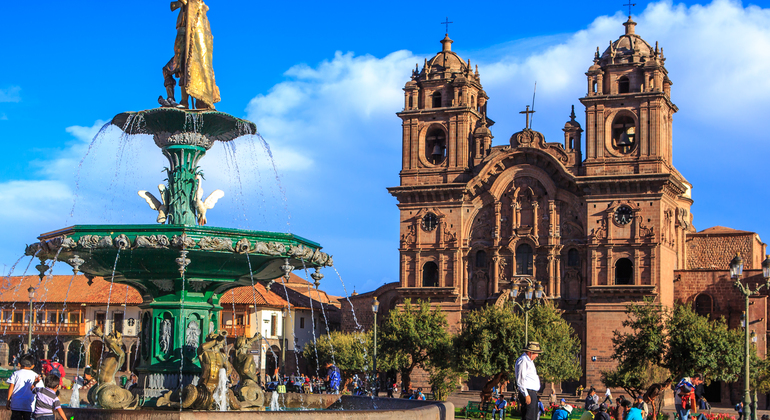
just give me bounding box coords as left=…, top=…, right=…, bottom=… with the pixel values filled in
left=27, top=224, right=332, bottom=296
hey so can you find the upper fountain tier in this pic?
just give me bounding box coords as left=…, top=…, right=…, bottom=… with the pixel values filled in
left=111, top=107, right=257, bottom=149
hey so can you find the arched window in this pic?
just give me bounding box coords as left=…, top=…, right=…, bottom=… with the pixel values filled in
left=475, top=250, right=487, bottom=268
left=432, top=91, right=442, bottom=108
left=422, top=262, right=439, bottom=287
left=618, top=76, right=630, bottom=94
left=516, top=244, right=533, bottom=275
left=471, top=95, right=476, bottom=109
left=615, top=258, right=633, bottom=285
left=592, top=80, right=598, bottom=93
left=569, top=137, right=575, bottom=149
left=694, top=294, right=713, bottom=318
left=567, top=249, right=580, bottom=267
left=408, top=95, right=413, bottom=109
left=425, top=127, right=446, bottom=165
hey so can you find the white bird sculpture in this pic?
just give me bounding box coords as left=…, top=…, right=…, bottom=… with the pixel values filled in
left=195, top=175, right=224, bottom=226
left=138, top=184, right=169, bottom=224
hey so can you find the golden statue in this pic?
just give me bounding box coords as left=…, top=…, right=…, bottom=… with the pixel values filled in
left=161, top=0, right=221, bottom=110
left=181, top=331, right=240, bottom=410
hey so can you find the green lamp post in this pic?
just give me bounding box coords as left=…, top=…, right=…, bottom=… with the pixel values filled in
left=731, top=254, right=770, bottom=420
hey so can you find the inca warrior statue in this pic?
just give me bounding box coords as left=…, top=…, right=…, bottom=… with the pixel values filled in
left=160, top=0, right=221, bottom=109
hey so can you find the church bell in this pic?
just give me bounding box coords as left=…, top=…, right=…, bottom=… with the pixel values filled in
left=431, top=142, right=443, bottom=158
left=617, top=127, right=635, bottom=147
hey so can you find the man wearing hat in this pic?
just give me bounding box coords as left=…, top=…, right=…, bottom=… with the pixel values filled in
left=515, top=341, right=543, bottom=420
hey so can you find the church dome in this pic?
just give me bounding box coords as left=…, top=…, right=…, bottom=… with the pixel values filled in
left=598, top=17, right=657, bottom=66
left=427, top=34, right=469, bottom=73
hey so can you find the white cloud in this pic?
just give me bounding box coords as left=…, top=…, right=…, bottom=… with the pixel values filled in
left=0, top=86, right=21, bottom=103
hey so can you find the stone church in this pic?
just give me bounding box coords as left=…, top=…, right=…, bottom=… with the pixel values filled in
left=345, top=16, right=767, bottom=398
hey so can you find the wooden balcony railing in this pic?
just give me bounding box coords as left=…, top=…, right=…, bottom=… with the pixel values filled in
left=222, top=325, right=247, bottom=337
left=0, top=323, right=85, bottom=336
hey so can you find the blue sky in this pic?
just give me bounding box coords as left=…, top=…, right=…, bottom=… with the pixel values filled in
left=1, top=0, right=770, bottom=298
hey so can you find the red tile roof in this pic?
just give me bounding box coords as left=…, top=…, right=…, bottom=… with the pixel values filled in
left=696, top=226, right=754, bottom=235
left=0, top=275, right=142, bottom=304
left=219, top=282, right=288, bottom=308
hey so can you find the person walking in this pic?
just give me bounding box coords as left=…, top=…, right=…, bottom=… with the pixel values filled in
left=516, top=341, right=543, bottom=420
left=603, top=387, right=613, bottom=405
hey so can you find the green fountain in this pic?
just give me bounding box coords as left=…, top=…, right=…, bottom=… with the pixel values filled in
left=23, top=0, right=331, bottom=410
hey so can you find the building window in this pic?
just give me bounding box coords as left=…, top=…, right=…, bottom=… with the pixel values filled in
left=516, top=244, right=533, bottom=275
left=408, top=95, right=413, bottom=109
left=475, top=250, right=487, bottom=268
left=592, top=80, right=598, bottom=93
left=422, top=262, right=439, bottom=287
left=615, top=258, right=633, bottom=285
left=425, top=128, right=446, bottom=165
left=432, top=91, right=442, bottom=108
left=567, top=249, right=580, bottom=267
left=113, top=312, right=124, bottom=334
left=300, top=317, right=305, bottom=329
left=618, top=76, right=630, bottom=93
left=270, top=315, right=277, bottom=337
left=694, top=294, right=713, bottom=318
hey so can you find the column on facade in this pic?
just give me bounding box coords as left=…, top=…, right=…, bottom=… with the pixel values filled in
left=512, top=202, right=520, bottom=230
left=494, top=201, right=502, bottom=246
left=596, top=105, right=605, bottom=158
left=547, top=254, right=555, bottom=297
left=461, top=252, right=469, bottom=298
left=640, top=103, right=649, bottom=156
left=491, top=250, right=500, bottom=296
left=439, top=253, right=446, bottom=287
left=634, top=249, right=641, bottom=285
left=586, top=108, right=596, bottom=159
left=597, top=74, right=604, bottom=95
left=606, top=250, right=613, bottom=285
left=532, top=201, right=539, bottom=237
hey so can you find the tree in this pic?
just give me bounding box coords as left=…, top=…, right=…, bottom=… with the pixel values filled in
left=665, top=304, right=744, bottom=383
left=454, top=303, right=525, bottom=397
left=454, top=300, right=582, bottom=398
left=378, top=299, right=451, bottom=392
left=602, top=298, right=668, bottom=397
left=302, top=330, right=374, bottom=381
left=529, top=302, right=583, bottom=390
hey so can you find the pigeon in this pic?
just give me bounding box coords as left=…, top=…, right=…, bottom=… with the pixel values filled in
left=195, top=175, right=224, bottom=226
left=138, top=184, right=169, bottom=224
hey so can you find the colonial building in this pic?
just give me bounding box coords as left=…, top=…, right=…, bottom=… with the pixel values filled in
left=380, top=16, right=768, bottom=396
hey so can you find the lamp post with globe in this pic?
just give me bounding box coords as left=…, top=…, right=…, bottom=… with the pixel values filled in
left=731, top=254, right=770, bottom=420
left=508, top=278, right=544, bottom=344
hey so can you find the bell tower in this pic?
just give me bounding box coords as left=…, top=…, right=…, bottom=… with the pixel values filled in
left=397, top=34, right=491, bottom=187
left=577, top=17, right=694, bottom=386
left=580, top=17, right=677, bottom=176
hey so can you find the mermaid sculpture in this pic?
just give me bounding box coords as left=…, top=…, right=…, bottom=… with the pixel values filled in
left=233, top=332, right=265, bottom=407
left=88, top=326, right=139, bottom=409
left=181, top=330, right=241, bottom=410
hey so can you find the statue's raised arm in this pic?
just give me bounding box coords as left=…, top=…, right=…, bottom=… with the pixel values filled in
left=160, top=0, right=220, bottom=110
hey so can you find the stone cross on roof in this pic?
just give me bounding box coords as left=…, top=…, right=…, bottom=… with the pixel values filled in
left=441, top=17, right=453, bottom=34
left=623, top=1, right=636, bottom=17
left=520, top=105, right=536, bottom=130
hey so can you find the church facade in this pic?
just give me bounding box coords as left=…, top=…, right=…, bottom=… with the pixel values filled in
left=382, top=17, right=767, bottom=390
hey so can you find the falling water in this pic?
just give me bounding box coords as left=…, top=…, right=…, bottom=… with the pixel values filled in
left=299, top=261, right=320, bottom=379
left=52, top=274, right=77, bottom=361
left=220, top=142, right=250, bottom=228
left=69, top=383, right=81, bottom=408
left=2, top=252, right=38, bottom=337
left=269, top=391, right=280, bottom=411
left=68, top=121, right=113, bottom=222
left=103, top=249, right=121, bottom=334
left=212, top=367, right=228, bottom=411
left=255, top=133, right=291, bottom=232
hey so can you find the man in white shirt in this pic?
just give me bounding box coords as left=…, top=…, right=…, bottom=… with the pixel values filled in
left=515, top=341, right=543, bottom=420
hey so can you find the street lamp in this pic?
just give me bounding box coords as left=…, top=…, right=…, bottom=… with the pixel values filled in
left=731, top=254, right=770, bottom=420
left=281, top=308, right=287, bottom=381
left=509, top=278, right=544, bottom=344
left=372, top=297, right=380, bottom=396
left=27, top=286, right=35, bottom=353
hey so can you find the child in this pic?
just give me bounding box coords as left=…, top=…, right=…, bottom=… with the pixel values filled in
left=5, top=354, right=38, bottom=420
left=31, top=374, right=67, bottom=420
